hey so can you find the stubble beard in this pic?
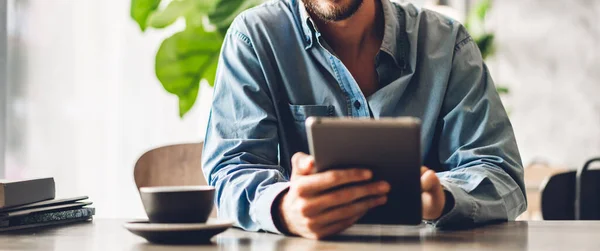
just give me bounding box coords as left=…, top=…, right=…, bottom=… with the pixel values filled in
left=302, top=0, right=365, bottom=22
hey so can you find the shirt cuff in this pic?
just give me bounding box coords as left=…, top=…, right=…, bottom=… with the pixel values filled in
left=250, top=182, right=291, bottom=234
left=429, top=179, right=475, bottom=228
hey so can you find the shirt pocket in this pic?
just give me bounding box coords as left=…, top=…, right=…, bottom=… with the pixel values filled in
left=287, top=104, right=335, bottom=147
left=289, top=104, right=335, bottom=122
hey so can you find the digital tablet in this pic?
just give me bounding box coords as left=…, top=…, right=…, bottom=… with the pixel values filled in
left=305, top=117, right=422, bottom=225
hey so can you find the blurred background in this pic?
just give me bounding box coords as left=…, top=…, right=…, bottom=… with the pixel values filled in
left=0, top=0, right=599, bottom=220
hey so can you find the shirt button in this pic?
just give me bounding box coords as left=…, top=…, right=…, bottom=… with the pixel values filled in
left=354, top=100, right=362, bottom=109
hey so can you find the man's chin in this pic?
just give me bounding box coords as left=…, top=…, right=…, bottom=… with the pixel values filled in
left=303, top=0, right=364, bottom=22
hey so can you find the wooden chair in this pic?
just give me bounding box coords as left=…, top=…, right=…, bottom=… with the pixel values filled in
left=541, top=158, right=600, bottom=220
left=133, top=143, right=216, bottom=217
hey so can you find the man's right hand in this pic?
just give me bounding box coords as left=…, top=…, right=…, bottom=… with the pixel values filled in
left=275, top=152, right=390, bottom=239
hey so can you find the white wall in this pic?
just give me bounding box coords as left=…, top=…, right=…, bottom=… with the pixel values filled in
left=489, top=0, right=600, bottom=168
left=6, top=0, right=213, bottom=218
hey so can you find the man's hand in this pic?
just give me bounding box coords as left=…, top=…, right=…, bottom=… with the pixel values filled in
left=275, top=152, right=390, bottom=239
left=421, top=166, right=448, bottom=220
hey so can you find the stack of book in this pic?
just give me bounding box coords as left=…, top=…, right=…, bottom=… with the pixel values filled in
left=0, top=177, right=94, bottom=232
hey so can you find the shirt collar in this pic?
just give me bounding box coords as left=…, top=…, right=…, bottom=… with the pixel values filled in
left=297, top=0, right=408, bottom=68
left=298, top=0, right=318, bottom=49
left=379, top=0, right=407, bottom=68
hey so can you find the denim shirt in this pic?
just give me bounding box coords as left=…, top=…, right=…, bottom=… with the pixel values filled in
left=202, top=0, right=527, bottom=233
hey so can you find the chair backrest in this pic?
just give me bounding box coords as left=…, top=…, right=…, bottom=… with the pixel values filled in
left=541, top=171, right=576, bottom=220
left=134, top=143, right=216, bottom=217
left=541, top=159, right=600, bottom=220
left=134, top=143, right=206, bottom=190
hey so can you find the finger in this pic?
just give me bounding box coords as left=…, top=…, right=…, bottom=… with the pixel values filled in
left=311, top=195, right=387, bottom=226
left=421, top=170, right=446, bottom=220
left=314, top=214, right=363, bottom=239
left=304, top=181, right=390, bottom=215
left=291, top=152, right=314, bottom=176
left=421, top=169, right=438, bottom=192
left=422, top=191, right=445, bottom=220
left=296, top=168, right=373, bottom=196
left=422, top=191, right=436, bottom=220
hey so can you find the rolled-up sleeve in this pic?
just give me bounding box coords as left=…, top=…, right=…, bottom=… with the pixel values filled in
left=431, top=27, right=527, bottom=228
left=201, top=18, right=289, bottom=234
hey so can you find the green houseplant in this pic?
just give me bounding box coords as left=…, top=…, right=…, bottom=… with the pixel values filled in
left=131, top=0, right=263, bottom=117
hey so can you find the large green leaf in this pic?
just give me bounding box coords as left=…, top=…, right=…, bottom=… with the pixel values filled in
left=184, top=8, right=208, bottom=29
left=204, top=59, right=219, bottom=88
left=148, top=0, right=217, bottom=29
left=475, top=0, right=491, bottom=21
left=155, top=26, right=224, bottom=117
left=476, top=34, right=495, bottom=60
left=147, top=0, right=194, bottom=29
left=209, top=0, right=262, bottom=34
left=131, top=0, right=162, bottom=31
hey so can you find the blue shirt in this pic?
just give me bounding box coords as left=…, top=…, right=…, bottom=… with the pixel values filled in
left=202, top=0, right=527, bottom=233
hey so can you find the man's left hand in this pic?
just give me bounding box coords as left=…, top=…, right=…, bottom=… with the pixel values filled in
left=421, top=167, right=448, bottom=220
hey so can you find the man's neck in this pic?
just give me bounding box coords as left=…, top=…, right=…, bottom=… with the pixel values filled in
left=310, top=0, right=384, bottom=58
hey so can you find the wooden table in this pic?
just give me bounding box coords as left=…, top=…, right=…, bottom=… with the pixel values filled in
left=0, top=219, right=599, bottom=251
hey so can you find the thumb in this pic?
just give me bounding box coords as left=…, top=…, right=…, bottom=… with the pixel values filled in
left=291, top=152, right=315, bottom=176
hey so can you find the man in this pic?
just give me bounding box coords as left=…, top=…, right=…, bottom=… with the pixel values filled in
left=202, top=0, right=527, bottom=239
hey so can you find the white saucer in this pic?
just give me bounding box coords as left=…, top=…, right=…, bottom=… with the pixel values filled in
left=124, top=219, right=233, bottom=244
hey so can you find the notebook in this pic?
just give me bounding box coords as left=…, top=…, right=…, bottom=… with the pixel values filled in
left=0, top=201, right=92, bottom=219
left=0, top=207, right=95, bottom=231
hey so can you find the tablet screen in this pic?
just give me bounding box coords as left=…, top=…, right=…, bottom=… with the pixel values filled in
left=306, top=117, right=422, bottom=225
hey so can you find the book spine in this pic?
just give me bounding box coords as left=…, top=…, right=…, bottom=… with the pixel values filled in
left=4, top=207, right=95, bottom=227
